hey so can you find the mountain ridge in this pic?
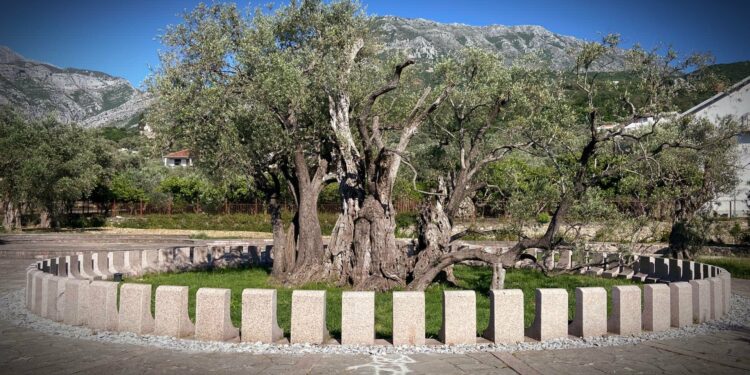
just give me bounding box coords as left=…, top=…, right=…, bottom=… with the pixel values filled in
left=0, top=46, right=151, bottom=128
left=371, top=16, right=623, bottom=69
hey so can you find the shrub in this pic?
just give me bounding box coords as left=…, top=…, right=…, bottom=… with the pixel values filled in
left=536, top=212, right=551, bottom=224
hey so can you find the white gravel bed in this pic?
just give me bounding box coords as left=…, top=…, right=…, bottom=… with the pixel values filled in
left=1, top=288, right=747, bottom=355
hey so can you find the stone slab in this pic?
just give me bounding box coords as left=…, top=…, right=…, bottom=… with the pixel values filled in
left=709, top=278, right=723, bottom=319
left=92, top=252, right=113, bottom=280
left=40, top=274, right=55, bottom=319
left=195, top=288, right=239, bottom=341
left=643, top=284, right=670, bottom=332
left=668, top=259, right=683, bottom=282
left=63, top=279, right=90, bottom=326
left=43, top=276, right=66, bottom=321
left=193, top=246, right=209, bottom=264
left=528, top=289, right=568, bottom=341
left=569, top=287, right=607, bottom=338
left=558, top=250, right=572, bottom=270
left=124, top=250, right=142, bottom=276
left=682, top=261, right=695, bottom=281
left=32, top=271, right=45, bottom=315
left=616, top=268, right=634, bottom=279
left=393, top=291, right=425, bottom=346
left=141, top=250, right=159, bottom=273
left=655, top=258, right=669, bottom=280
left=87, top=281, right=119, bottom=331
left=602, top=269, right=619, bottom=278
left=118, top=283, right=154, bottom=334
left=108, top=251, right=127, bottom=274
left=638, top=256, right=656, bottom=276
left=56, top=257, right=68, bottom=278
left=586, top=267, right=603, bottom=276
left=341, top=291, right=375, bottom=345
left=241, top=289, right=283, bottom=343
left=670, top=282, right=692, bottom=328
left=721, top=273, right=731, bottom=314
left=79, top=253, right=97, bottom=280
left=608, top=285, right=641, bottom=335
left=483, top=289, right=524, bottom=344
left=439, top=291, right=476, bottom=345
left=689, top=279, right=710, bottom=323
left=25, top=269, right=37, bottom=309
left=66, top=255, right=80, bottom=279
left=154, top=285, right=194, bottom=338
left=290, top=290, right=328, bottom=344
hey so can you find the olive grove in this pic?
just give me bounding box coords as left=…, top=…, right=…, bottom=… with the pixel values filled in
left=147, top=0, right=744, bottom=290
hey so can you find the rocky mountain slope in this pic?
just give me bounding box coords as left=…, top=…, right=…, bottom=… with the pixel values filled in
left=372, top=16, right=623, bottom=70
left=0, top=18, right=646, bottom=127
left=0, top=46, right=151, bottom=128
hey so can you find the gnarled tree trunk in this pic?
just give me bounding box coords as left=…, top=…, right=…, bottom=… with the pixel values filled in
left=2, top=198, right=20, bottom=231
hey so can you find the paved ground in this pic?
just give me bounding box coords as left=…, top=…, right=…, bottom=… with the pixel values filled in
left=0, top=233, right=749, bottom=375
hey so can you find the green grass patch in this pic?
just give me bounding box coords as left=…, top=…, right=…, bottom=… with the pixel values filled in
left=698, top=256, right=750, bottom=279
left=125, top=265, right=636, bottom=339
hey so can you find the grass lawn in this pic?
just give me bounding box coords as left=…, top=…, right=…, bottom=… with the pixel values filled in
left=125, top=265, right=636, bottom=339
left=698, top=256, right=750, bottom=279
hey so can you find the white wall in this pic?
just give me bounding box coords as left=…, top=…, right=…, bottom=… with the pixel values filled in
left=690, top=80, right=750, bottom=217
left=163, top=158, right=192, bottom=167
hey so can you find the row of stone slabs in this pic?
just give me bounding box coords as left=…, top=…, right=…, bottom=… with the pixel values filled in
left=26, top=267, right=731, bottom=346
left=36, top=246, right=272, bottom=281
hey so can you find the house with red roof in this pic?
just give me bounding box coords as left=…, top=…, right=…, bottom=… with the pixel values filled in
left=163, top=149, right=193, bottom=167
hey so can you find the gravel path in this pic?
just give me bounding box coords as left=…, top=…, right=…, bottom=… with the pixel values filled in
left=3, top=288, right=747, bottom=356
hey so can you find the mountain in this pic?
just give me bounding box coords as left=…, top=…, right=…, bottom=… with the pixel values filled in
left=0, top=46, right=151, bottom=128
left=372, top=16, right=624, bottom=70
left=701, top=61, right=750, bottom=85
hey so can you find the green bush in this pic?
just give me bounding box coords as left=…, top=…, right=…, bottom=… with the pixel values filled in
left=66, top=214, right=107, bottom=228
left=536, top=212, right=551, bottom=224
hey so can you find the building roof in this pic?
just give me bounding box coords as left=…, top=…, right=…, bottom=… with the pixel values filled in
left=164, top=149, right=191, bottom=159
left=682, top=75, right=750, bottom=117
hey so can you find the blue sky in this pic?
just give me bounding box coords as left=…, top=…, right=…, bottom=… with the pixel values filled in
left=1, top=0, right=748, bottom=88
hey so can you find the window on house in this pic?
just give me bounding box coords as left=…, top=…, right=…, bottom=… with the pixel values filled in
left=174, top=159, right=181, bottom=166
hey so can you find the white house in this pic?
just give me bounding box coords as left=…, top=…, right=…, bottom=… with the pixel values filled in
left=682, top=76, right=750, bottom=217
left=163, top=149, right=193, bottom=167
